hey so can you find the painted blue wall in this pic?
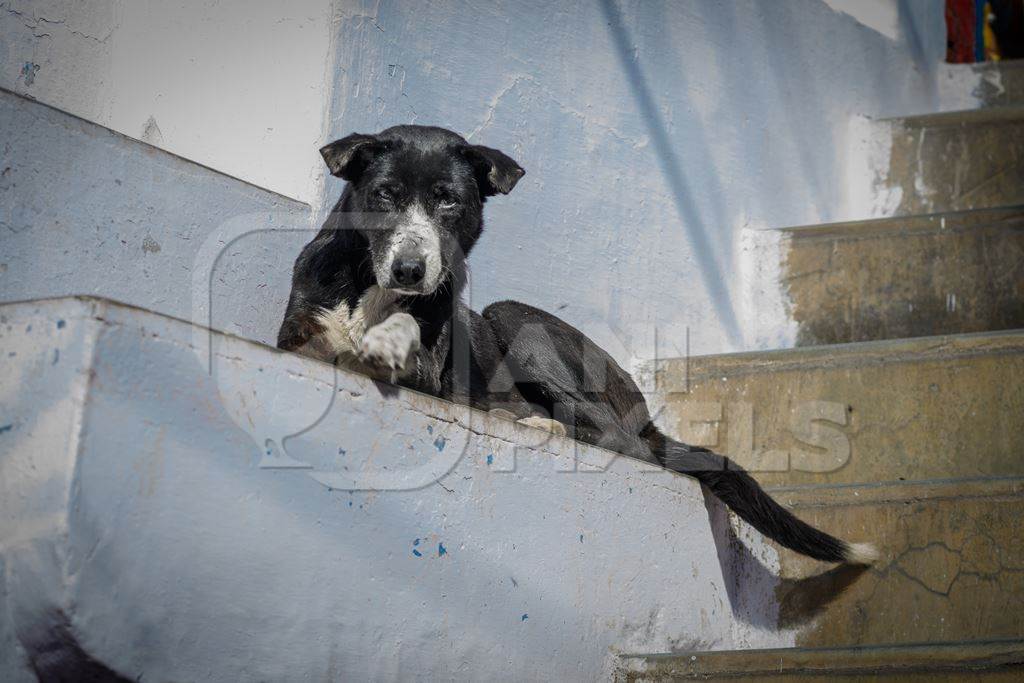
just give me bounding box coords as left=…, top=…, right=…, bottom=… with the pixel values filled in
left=323, top=0, right=945, bottom=360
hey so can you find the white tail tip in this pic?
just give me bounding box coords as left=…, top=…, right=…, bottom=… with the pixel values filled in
left=844, top=542, right=880, bottom=565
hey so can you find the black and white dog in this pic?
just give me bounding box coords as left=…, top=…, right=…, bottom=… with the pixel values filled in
left=278, top=125, right=877, bottom=565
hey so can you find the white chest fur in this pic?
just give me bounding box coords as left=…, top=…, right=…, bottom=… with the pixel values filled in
left=307, top=286, right=403, bottom=363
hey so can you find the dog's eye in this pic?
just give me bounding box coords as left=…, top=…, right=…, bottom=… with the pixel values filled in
left=437, top=197, right=459, bottom=210
left=373, top=188, right=394, bottom=203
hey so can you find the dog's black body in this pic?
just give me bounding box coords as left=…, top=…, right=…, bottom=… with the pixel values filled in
left=278, top=125, right=875, bottom=565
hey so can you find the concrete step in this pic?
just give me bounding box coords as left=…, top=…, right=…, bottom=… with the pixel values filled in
left=879, top=106, right=1024, bottom=216
left=646, top=330, right=1024, bottom=487
left=0, top=297, right=794, bottom=682
left=618, top=638, right=1024, bottom=681
left=0, top=86, right=311, bottom=348
left=767, top=478, right=1024, bottom=648
left=779, top=206, right=1024, bottom=346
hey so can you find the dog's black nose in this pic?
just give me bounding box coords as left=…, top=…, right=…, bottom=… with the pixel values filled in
left=392, top=258, right=425, bottom=287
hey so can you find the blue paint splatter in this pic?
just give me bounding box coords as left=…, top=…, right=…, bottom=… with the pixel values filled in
left=20, top=62, right=38, bottom=86
left=412, top=537, right=422, bottom=556
left=579, top=534, right=584, bottom=543
left=486, top=453, right=494, bottom=465
left=52, top=349, right=59, bottom=365
left=438, top=542, right=447, bottom=557
left=433, top=436, right=447, bottom=452
left=56, top=320, right=65, bottom=329
left=338, top=447, right=346, bottom=456
left=427, top=425, right=433, bottom=435
left=521, top=614, right=528, bottom=621
left=0, top=425, right=12, bottom=435
left=348, top=501, right=353, bottom=507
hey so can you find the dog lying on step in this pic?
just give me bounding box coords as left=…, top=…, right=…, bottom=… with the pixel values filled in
left=277, top=124, right=878, bottom=565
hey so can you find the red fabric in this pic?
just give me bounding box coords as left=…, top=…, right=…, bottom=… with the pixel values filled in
left=947, top=0, right=977, bottom=63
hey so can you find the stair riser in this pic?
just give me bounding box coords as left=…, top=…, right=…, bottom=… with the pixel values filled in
left=651, top=332, right=1024, bottom=487
left=780, top=210, right=1024, bottom=346
left=883, top=114, right=1024, bottom=216
left=772, top=480, right=1024, bottom=648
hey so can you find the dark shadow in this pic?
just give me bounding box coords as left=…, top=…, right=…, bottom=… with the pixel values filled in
left=598, top=0, right=744, bottom=348
left=370, top=376, right=402, bottom=399
left=776, top=562, right=870, bottom=629
left=700, top=486, right=871, bottom=631
left=23, top=609, right=134, bottom=683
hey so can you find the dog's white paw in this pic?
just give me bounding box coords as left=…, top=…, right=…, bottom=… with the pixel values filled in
left=516, top=416, right=568, bottom=437
left=358, top=312, right=421, bottom=375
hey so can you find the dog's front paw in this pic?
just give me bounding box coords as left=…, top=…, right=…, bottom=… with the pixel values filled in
left=358, top=313, right=421, bottom=376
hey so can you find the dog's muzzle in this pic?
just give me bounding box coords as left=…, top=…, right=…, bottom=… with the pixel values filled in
left=379, top=206, right=443, bottom=295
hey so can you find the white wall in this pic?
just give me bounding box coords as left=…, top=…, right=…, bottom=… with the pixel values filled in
left=322, top=0, right=947, bottom=363
left=0, top=0, right=334, bottom=203
left=1, top=0, right=951, bottom=362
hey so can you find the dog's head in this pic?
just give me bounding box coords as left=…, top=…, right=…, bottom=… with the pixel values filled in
left=321, top=125, right=524, bottom=296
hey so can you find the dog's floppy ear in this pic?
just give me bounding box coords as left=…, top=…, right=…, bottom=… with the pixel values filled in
left=463, top=144, right=525, bottom=196
left=320, top=133, right=386, bottom=181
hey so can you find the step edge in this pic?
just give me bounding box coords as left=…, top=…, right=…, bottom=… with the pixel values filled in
left=776, top=204, right=1024, bottom=237
left=651, top=329, right=1024, bottom=381
left=768, top=475, right=1024, bottom=508
left=882, top=104, right=1024, bottom=127
left=618, top=637, right=1024, bottom=676
left=0, top=86, right=311, bottom=211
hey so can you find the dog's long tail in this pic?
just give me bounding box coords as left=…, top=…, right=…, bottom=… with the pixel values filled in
left=651, top=432, right=878, bottom=564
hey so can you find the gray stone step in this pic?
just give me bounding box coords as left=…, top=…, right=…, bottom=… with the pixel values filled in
left=647, top=329, right=1024, bottom=487
left=618, top=638, right=1024, bottom=681
left=0, top=86, right=311, bottom=348
left=880, top=106, right=1024, bottom=216
left=778, top=206, right=1024, bottom=345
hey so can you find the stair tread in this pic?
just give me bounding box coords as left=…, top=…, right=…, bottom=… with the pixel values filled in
left=656, top=328, right=1024, bottom=378
left=619, top=638, right=1024, bottom=680
left=885, top=105, right=1024, bottom=127
left=780, top=204, right=1024, bottom=237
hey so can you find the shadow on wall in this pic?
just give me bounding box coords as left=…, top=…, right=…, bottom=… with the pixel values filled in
left=323, top=0, right=946, bottom=360
left=702, top=491, right=870, bottom=632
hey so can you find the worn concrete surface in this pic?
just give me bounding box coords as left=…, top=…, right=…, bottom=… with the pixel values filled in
left=771, top=478, right=1024, bottom=648
left=0, top=87, right=312, bottom=347
left=883, top=107, right=1024, bottom=216
left=618, top=639, right=1024, bottom=681
left=0, top=297, right=793, bottom=682
left=645, top=330, right=1024, bottom=487
left=779, top=206, right=1024, bottom=345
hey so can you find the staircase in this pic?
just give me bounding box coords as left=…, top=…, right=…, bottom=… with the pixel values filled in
left=2, top=44, right=1023, bottom=682
left=624, top=61, right=1024, bottom=681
